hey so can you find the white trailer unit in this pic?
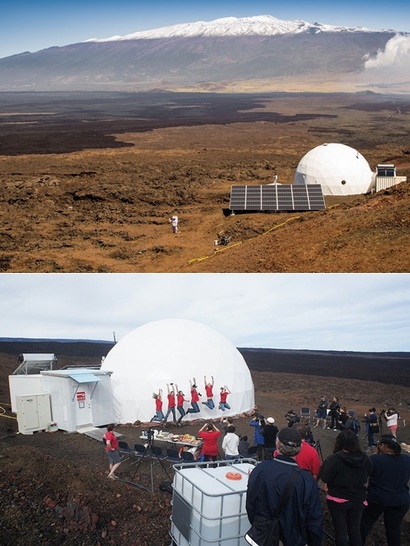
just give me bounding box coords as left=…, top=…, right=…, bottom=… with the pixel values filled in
left=170, top=460, right=256, bottom=546
left=9, top=368, right=114, bottom=433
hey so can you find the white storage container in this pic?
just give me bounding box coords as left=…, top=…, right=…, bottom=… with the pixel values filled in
left=170, top=460, right=256, bottom=546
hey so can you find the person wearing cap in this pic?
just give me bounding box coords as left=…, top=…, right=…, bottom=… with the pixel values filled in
left=361, top=434, right=410, bottom=545
left=246, top=427, right=323, bottom=545
left=261, top=417, right=279, bottom=460
left=319, top=429, right=373, bottom=546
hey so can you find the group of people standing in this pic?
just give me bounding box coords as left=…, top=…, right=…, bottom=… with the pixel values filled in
left=152, top=376, right=231, bottom=425
left=314, top=396, right=360, bottom=434
left=246, top=425, right=410, bottom=546
left=315, top=396, right=400, bottom=445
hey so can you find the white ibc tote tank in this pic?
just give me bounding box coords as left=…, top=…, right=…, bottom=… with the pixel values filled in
left=101, top=319, right=254, bottom=424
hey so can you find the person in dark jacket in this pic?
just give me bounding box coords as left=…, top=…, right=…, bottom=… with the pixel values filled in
left=238, top=435, right=249, bottom=458
left=363, top=407, right=379, bottom=448
left=315, top=396, right=328, bottom=428
left=249, top=413, right=265, bottom=460
left=285, top=409, right=300, bottom=427
left=328, top=397, right=340, bottom=429
left=361, top=434, right=410, bottom=545
left=261, top=416, right=279, bottom=460
left=246, top=427, right=323, bottom=546
left=336, top=406, right=349, bottom=431
left=319, top=429, right=373, bottom=546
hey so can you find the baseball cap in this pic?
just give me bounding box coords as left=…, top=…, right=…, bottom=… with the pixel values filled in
left=277, top=428, right=302, bottom=447
left=266, top=417, right=275, bottom=424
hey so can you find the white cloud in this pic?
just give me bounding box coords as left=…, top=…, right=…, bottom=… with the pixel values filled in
left=0, top=273, right=409, bottom=352
left=364, top=33, right=410, bottom=71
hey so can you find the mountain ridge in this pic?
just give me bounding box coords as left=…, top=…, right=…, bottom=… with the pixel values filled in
left=87, top=15, right=380, bottom=43
left=0, top=14, right=404, bottom=92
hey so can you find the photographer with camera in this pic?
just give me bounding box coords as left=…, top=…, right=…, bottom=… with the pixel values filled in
left=199, top=419, right=221, bottom=462
left=249, top=412, right=265, bottom=460
left=285, top=409, right=300, bottom=428
left=384, top=408, right=399, bottom=438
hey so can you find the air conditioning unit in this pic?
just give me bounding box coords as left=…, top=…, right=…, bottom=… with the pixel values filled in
left=16, top=394, right=52, bottom=434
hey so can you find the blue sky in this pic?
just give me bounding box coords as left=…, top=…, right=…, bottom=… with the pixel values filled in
left=1, top=0, right=409, bottom=59
left=0, top=274, right=409, bottom=352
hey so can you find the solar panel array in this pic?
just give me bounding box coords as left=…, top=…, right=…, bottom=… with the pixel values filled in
left=229, top=184, right=325, bottom=212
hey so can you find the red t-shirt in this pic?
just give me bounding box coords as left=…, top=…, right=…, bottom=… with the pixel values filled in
left=295, top=441, right=321, bottom=477
left=104, top=430, right=118, bottom=452
left=191, top=388, right=199, bottom=403
left=167, top=393, right=176, bottom=408
left=220, top=391, right=228, bottom=403
left=199, top=430, right=221, bottom=456
left=205, top=385, right=213, bottom=398
left=177, top=393, right=185, bottom=407
left=155, top=398, right=163, bottom=411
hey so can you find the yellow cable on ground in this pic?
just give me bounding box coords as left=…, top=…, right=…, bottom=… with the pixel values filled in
left=188, top=215, right=300, bottom=265
left=0, top=413, right=17, bottom=420
left=262, top=216, right=300, bottom=234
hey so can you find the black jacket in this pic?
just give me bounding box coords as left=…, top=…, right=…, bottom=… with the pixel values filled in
left=247, top=456, right=323, bottom=545
left=319, top=450, right=373, bottom=502
left=261, top=423, right=279, bottom=448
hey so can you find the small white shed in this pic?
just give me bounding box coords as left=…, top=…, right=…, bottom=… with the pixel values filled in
left=9, top=368, right=114, bottom=433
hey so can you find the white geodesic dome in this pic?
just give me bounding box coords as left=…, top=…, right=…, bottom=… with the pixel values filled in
left=100, top=319, right=254, bottom=424
left=294, top=143, right=375, bottom=196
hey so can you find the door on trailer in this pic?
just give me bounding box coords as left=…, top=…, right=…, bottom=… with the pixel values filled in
left=74, top=384, right=94, bottom=427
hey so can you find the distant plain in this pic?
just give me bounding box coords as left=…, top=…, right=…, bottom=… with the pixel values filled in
left=0, top=90, right=409, bottom=272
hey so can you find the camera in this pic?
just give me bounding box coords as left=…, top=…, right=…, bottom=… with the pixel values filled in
left=142, top=427, right=155, bottom=444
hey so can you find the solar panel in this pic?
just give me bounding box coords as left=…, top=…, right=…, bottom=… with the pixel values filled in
left=229, top=184, right=325, bottom=212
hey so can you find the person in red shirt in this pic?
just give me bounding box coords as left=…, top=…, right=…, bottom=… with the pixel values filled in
left=293, top=423, right=321, bottom=480
left=186, top=378, right=201, bottom=416
left=152, top=389, right=164, bottom=422
left=163, top=383, right=177, bottom=425
left=219, top=385, right=231, bottom=411
left=203, top=375, right=215, bottom=409
left=199, top=420, right=221, bottom=461
left=175, top=383, right=189, bottom=424
left=104, top=424, right=122, bottom=479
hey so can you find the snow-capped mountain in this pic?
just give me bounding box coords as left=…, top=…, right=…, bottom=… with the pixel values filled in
left=0, top=15, right=403, bottom=92
left=88, top=15, right=377, bottom=42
